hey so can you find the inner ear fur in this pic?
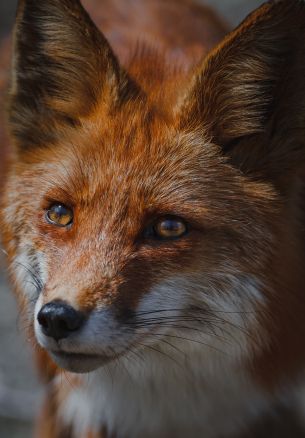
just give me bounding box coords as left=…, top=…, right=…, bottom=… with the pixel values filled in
left=9, top=0, right=137, bottom=150
left=180, top=0, right=305, bottom=182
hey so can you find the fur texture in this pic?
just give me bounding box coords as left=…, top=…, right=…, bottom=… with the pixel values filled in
left=1, top=0, right=305, bottom=437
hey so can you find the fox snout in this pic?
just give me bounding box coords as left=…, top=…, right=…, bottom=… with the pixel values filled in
left=34, top=293, right=132, bottom=373
left=37, top=301, right=86, bottom=341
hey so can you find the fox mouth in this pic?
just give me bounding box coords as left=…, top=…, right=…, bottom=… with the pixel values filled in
left=49, top=350, right=114, bottom=373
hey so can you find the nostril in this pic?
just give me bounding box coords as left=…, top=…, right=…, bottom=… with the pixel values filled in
left=37, top=301, right=85, bottom=341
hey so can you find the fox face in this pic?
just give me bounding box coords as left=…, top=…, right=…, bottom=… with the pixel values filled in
left=1, top=0, right=305, bottom=385
left=5, top=105, right=277, bottom=374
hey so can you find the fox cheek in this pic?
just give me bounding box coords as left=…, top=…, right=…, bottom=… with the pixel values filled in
left=13, top=247, right=46, bottom=305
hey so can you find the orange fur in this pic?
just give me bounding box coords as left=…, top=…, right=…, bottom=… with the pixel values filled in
left=1, top=0, right=305, bottom=437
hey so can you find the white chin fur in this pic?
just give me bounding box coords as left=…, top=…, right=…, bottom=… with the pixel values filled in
left=49, top=351, right=109, bottom=373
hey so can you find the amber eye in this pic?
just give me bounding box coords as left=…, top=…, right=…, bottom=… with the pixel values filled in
left=153, top=217, right=187, bottom=240
left=46, top=204, right=73, bottom=227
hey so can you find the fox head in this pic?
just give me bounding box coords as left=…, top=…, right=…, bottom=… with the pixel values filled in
left=1, top=0, right=305, bottom=383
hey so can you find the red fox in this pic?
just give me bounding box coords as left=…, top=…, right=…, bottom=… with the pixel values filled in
left=1, top=0, right=305, bottom=437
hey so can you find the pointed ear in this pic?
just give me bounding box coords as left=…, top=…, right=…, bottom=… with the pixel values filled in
left=9, top=0, right=136, bottom=150
left=180, top=0, right=305, bottom=182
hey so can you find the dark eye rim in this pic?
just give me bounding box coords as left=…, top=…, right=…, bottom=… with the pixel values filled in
left=45, top=203, right=74, bottom=228
left=143, top=215, right=188, bottom=241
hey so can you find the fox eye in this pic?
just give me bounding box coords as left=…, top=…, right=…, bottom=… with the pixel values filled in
left=46, top=204, right=73, bottom=227
left=149, top=216, right=187, bottom=240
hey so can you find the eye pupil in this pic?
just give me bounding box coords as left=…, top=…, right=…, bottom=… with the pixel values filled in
left=46, top=204, right=73, bottom=227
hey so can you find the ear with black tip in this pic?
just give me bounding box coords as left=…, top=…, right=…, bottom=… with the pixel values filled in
left=9, top=0, right=136, bottom=150
left=180, top=0, right=305, bottom=183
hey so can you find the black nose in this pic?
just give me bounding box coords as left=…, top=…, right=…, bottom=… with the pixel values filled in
left=37, top=301, right=85, bottom=341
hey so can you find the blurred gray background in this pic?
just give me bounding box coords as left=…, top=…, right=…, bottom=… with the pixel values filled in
left=0, top=1, right=263, bottom=437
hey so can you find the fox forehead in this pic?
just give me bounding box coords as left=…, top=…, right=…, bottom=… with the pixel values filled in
left=18, top=110, right=221, bottom=211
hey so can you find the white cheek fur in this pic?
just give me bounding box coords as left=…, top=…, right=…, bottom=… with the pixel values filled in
left=34, top=294, right=45, bottom=348
left=13, top=251, right=39, bottom=303
left=13, top=247, right=47, bottom=299
left=136, top=273, right=266, bottom=359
